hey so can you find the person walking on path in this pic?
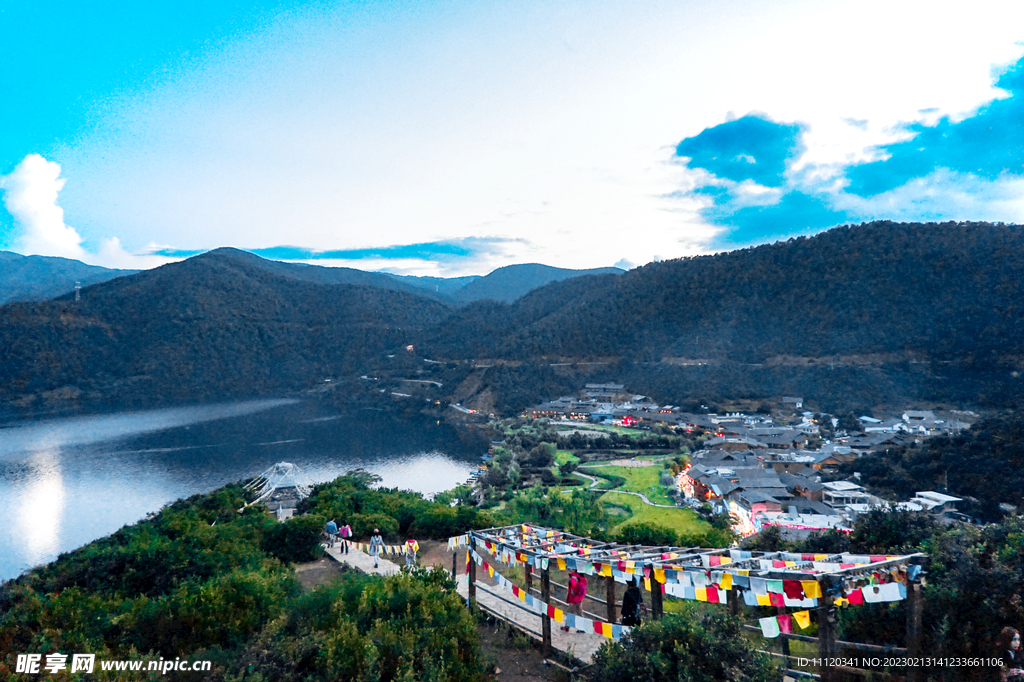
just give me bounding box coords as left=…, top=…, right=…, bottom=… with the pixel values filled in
left=339, top=522, right=352, bottom=554
left=324, top=519, right=338, bottom=548
left=620, top=578, right=644, bottom=626
left=563, top=569, right=588, bottom=632
left=369, top=529, right=384, bottom=568
left=404, top=539, right=419, bottom=569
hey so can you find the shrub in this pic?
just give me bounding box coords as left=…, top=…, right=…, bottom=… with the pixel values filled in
left=349, top=512, right=399, bottom=540
left=591, top=607, right=778, bottom=682
left=617, top=522, right=679, bottom=547
left=261, top=513, right=326, bottom=564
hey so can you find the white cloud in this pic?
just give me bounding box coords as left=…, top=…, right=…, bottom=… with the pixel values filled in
left=0, top=154, right=179, bottom=269
left=1, top=154, right=87, bottom=260
left=832, top=169, right=1024, bottom=225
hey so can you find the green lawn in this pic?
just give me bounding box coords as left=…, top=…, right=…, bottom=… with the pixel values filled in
left=554, top=449, right=580, bottom=465
left=599, top=492, right=709, bottom=535
left=581, top=464, right=676, bottom=505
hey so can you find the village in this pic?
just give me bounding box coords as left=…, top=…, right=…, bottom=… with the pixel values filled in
left=522, top=384, right=975, bottom=540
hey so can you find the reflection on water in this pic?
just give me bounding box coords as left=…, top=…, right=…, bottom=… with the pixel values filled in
left=15, top=450, right=65, bottom=563
left=0, top=398, right=481, bottom=581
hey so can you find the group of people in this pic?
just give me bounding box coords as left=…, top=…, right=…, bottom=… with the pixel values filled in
left=325, top=522, right=418, bottom=570
left=559, top=570, right=646, bottom=633
left=323, top=519, right=353, bottom=553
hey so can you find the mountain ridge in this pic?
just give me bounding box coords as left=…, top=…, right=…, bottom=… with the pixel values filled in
left=2, top=221, right=1022, bottom=415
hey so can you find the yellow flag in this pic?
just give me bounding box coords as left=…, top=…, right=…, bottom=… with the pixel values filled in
left=644, top=577, right=651, bottom=591
left=557, top=558, right=566, bottom=570
left=801, top=580, right=822, bottom=599
left=756, top=593, right=771, bottom=606
left=721, top=573, right=733, bottom=590
left=793, top=611, right=812, bottom=629
left=601, top=563, right=612, bottom=577
left=654, top=568, right=666, bottom=583
left=695, top=588, right=708, bottom=602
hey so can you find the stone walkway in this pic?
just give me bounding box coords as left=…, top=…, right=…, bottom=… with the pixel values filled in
left=321, top=541, right=402, bottom=576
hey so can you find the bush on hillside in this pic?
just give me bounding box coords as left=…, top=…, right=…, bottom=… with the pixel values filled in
left=261, top=513, right=326, bottom=564
left=617, top=522, right=679, bottom=547
left=591, top=607, right=778, bottom=682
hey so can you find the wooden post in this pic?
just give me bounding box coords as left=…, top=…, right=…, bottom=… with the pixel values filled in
left=467, top=541, right=476, bottom=608
left=541, top=565, right=552, bottom=656
left=817, top=578, right=836, bottom=682
left=525, top=564, right=533, bottom=596
left=650, top=571, right=664, bottom=619
left=906, top=578, right=925, bottom=682
left=727, top=586, right=740, bottom=617
left=606, top=575, right=617, bottom=624
left=452, top=551, right=457, bottom=579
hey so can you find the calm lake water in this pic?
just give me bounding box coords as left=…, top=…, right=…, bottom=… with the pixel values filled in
left=0, top=398, right=483, bottom=581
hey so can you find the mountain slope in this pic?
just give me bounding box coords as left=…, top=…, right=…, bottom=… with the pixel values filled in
left=0, top=249, right=451, bottom=407
left=421, top=222, right=1024, bottom=363
left=2, top=222, right=1022, bottom=415
left=449, top=263, right=624, bottom=303
left=0, top=251, right=136, bottom=304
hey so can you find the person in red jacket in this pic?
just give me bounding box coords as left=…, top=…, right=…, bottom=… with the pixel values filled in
left=563, top=570, right=588, bottom=632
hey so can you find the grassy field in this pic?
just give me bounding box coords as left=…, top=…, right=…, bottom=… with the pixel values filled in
left=582, top=463, right=676, bottom=505
left=599, top=492, right=708, bottom=535
left=554, top=449, right=580, bottom=465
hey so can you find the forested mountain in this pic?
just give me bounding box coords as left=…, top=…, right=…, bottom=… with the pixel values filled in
left=448, top=262, right=624, bottom=303
left=241, top=253, right=624, bottom=304
left=0, top=251, right=136, bottom=304
left=0, top=249, right=449, bottom=409
left=1, top=221, right=1022, bottom=415
left=201, top=248, right=452, bottom=301
left=421, top=221, right=1024, bottom=362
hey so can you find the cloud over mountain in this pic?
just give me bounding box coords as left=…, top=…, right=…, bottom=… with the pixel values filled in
left=674, top=56, right=1024, bottom=247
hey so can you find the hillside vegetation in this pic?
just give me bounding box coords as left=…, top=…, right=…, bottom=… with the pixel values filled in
left=2, top=221, right=1022, bottom=415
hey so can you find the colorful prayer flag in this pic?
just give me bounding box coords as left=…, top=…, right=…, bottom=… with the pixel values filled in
left=759, top=616, right=781, bottom=638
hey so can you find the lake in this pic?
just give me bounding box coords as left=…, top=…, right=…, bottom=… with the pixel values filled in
left=0, top=398, right=484, bottom=581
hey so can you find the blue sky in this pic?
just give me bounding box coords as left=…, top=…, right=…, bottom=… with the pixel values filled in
left=2, top=1, right=1023, bottom=275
